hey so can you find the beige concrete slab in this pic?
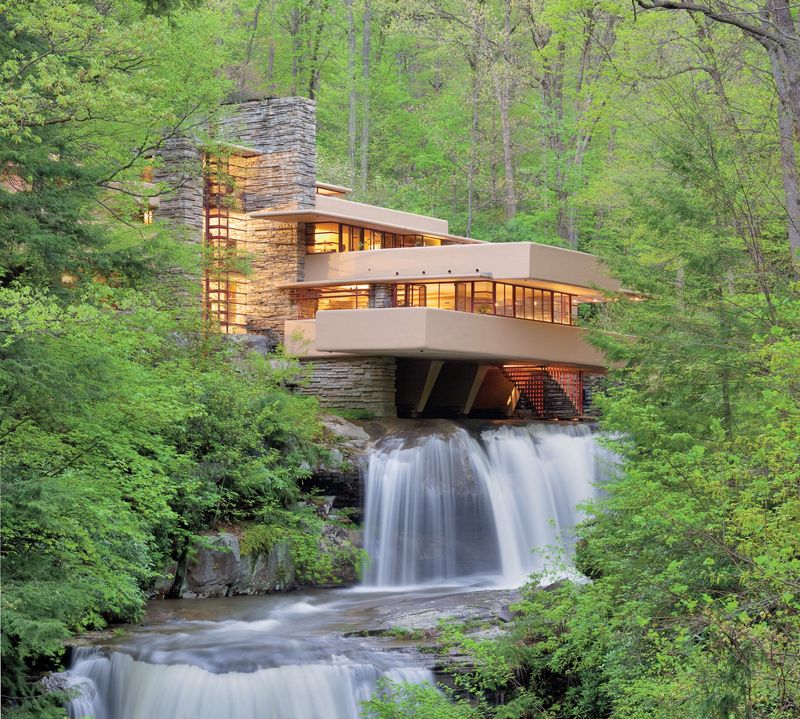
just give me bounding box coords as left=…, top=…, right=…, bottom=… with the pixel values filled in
left=309, top=307, right=609, bottom=370
left=304, top=242, right=620, bottom=295
left=251, top=194, right=453, bottom=237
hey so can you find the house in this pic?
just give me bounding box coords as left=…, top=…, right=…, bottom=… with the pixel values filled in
left=155, top=97, right=620, bottom=419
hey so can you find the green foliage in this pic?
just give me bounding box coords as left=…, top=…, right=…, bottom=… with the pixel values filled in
left=327, top=407, right=376, bottom=421
left=240, top=503, right=365, bottom=586
left=362, top=680, right=482, bottom=719
left=0, top=284, right=322, bottom=699
left=0, top=2, right=327, bottom=707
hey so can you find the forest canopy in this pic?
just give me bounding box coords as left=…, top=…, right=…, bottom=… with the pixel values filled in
left=1, top=0, right=799, bottom=717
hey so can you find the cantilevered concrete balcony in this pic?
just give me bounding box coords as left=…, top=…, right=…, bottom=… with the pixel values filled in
left=285, top=307, right=608, bottom=370
left=289, top=242, right=620, bottom=297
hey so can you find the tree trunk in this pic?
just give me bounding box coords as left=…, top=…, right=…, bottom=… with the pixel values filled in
left=495, top=0, right=516, bottom=221
left=345, top=0, right=357, bottom=175
left=542, top=42, right=566, bottom=242
left=238, top=0, right=263, bottom=99
left=289, top=7, right=301, bottom=96
left=769, top=44, right=800, bottom=264
left=359, top=2, right=372, bottom=192
left=467, top=62, right=480, bottom=237
left=306, top=0, right=330, bottom=100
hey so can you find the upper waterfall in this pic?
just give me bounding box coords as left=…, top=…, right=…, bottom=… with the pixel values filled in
left=362, top=421, right=609, bottom=588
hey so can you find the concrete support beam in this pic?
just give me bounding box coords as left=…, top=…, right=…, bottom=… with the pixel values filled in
left=463, top=365, right=490, bottom=415
left=505, top=387, right=521, bottom=417
left=416, top=360, right=444, bottom=414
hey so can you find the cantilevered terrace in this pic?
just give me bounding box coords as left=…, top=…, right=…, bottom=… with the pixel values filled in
left=251, top=188, right=619, bottom=371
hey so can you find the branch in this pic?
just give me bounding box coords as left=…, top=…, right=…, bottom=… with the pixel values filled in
left=635, top=1, right=791, bottom=47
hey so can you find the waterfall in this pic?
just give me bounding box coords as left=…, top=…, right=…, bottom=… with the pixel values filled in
left=362, top=421, right=608, bottom=588
left=68, top=648, right=432, bottom=719
left=65, top=420, right=609, bottom=718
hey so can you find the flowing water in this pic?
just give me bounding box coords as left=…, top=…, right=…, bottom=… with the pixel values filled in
left=66, top=421, right=612, bottom=719
left=363, top=421, right=606, bottom=588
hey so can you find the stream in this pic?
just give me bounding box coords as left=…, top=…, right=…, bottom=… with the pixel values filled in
left=66, top=421, right=612, bottom=718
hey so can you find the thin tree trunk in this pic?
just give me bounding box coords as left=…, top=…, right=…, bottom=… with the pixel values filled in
left=495, top=0, right=516, bottom=220
left=265, top=0, right=277, bottom=92
left=306, top=0, right=330, bottom=100
left=359, top=1, right=372, bottom=192
left=266, top=43, right=276, bottom=88
left=345, top=0, right=357, bottom=175
left=467, top=62, right=480, bottom=237
left=238, top=0, right=263, bottom=99
left=289, top=7, right=301, bottom=95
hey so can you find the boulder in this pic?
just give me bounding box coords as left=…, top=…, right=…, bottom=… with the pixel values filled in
left=149, top=561, right=178, bottom=599
left=321, top=524, right=363, bottom=585
left=181, top=532, right=241, bottom=598
left=234, top=541, right=296, bottom=594
left=321, top=415, right=370, bottom=448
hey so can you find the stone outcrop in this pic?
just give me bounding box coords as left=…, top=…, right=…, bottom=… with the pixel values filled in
left=234, top=541, right=295, bottom=594
left=159, top=519, right=362, bottom=599
left=181, top=533, right=242, bottom=599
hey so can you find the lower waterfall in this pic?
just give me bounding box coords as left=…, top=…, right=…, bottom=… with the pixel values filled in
left=362, top=421, right=607, bottom=588
left=68, top=648, right=430, bottom=719
left=65, top=421, right=609, bottom=718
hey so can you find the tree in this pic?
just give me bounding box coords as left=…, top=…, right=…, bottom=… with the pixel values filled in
left=635, top=0, right=800, bottom=263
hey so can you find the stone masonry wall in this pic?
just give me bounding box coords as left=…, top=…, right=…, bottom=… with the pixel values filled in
left=152, top=136, right=204, bottom=243
left=156, top=98, right=316, bottom=342
left=217, top=99, right=316, bottom=341
left=297, top=357, right=397, bottom=418
left=368, top=283, right=393, bottom=309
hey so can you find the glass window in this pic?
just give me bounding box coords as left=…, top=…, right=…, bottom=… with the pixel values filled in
left=473, top=282, right=494, bottom=315
left=515, top=287, right=526, bottom=319
left=438, top=283, right=456, bottom=311
left=341, top=224, right=352, bottom=252
left=308, top=223, right=340, bottom=253
left=522, top=288, right=533, bottom=320
left=456, top=282, right=472, bottom=312
left=495, top=283, right=513, bottom=317
left=561, top=294, right=572, bottom=324
left=542, top=291, right=552, bottom=322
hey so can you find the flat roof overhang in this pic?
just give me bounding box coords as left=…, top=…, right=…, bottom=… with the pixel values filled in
left=286, top=308, right=609, bottom=370
left=250, top=208, right=484, bottom=244
left=250, top=194, right=485, bottom=243
left=301, top=241, right=621, bottom=296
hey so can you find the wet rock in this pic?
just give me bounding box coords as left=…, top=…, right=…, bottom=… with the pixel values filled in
left=497, top=604, right=519, bottom=623
left=41, top=671, right=72, bottom=694
left=235, top=541, right=296, bottom=594
left=346, top=588, right=521, bottom=635
left=327, top=448, right=344, bottom=468
left=181, top=533, right=240, bottom=598
left=542, top=578, right=568, bottom=592
left=41, top=670, right=97, bottom=710
left=148, top=561, right=178, bottom=599
left=321, top=415, right=370, bottom=448
left=316, top=524, right=363, bottom=586
left=300, top=495, right=337, bottom=519
left=224, top=333, right=278, bottom=356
